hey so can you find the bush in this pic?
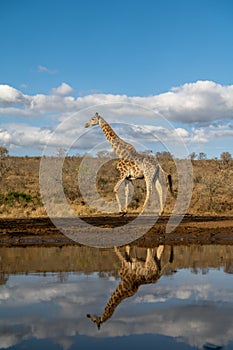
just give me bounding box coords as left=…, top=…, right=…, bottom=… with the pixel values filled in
left=0, top=191, right=33, bottom=204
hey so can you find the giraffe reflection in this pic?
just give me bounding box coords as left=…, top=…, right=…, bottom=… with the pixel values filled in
left=87, top=245, right=174, bottom=330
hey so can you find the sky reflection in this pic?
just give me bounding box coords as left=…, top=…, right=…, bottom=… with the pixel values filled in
left=0, top=246, right=233, bottom=350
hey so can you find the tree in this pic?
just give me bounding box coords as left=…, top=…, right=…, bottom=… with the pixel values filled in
left=0, top=147, right=10, bottom=179
left=155, top=151, right=173, bottom=162
left=220, top=152, right=232, bottom=164
left=198, top=152, right=207, bottom=160
left=189, top=152, right=197, bottom=160
left=0, top=147, right=9, bottom=158
left=56, top=148, right=67, bottom=157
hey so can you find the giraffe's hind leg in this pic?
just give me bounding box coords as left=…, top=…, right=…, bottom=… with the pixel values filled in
left=156, top=245, right=164, bottom=259
left=124, top=179, right=130, bottom=214
left=155, top=179, right=164, bottom=216
left=141, top=175, right=153, bottom=214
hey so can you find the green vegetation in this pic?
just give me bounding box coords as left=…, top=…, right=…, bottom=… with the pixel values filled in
left=0, top=191, right=33, bottom=204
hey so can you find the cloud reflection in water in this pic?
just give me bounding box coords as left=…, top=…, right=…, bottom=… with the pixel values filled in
left=0, top=247, right=232, bottom=350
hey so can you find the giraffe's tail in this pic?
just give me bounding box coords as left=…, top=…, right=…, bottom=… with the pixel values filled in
left=167, top=173, right=177, bottom=198
left=167, top=174, right=173, bottom=196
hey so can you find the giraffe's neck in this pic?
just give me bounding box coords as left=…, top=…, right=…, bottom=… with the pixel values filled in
left=100, top=279, right=138, bottom=323
left=99, top=117, right=118, bottom=142
left=98, top=117, right=139, bottom=160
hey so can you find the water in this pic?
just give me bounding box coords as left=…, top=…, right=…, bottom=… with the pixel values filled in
left=0, top=244, right=232, bottom=350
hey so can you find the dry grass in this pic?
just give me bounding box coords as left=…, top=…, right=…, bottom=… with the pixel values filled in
left=0, top=156, right=232, bottom=218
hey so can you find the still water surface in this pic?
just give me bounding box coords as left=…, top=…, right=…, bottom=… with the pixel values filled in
left=0, top=244, right=232, bottom=350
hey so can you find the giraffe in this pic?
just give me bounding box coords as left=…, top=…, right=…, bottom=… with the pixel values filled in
left=85, top=112, right=174, bottom=215
left=86, top=244, right=174, bottom=329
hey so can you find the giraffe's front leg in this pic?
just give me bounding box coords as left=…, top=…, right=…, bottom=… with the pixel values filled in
left=114, top=178, right=127, bottom=215
left=123, top=180, right=129, bottom=215
left=145, top=248, right=158, bottom=270
left=114, top=246, right=131, bottom=267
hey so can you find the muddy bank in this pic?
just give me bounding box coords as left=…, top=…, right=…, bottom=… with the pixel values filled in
left=0, top=215, right=232, bottom=247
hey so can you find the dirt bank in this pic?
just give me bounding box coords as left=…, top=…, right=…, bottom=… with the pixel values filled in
left=0, top=215, right=232, bottom=247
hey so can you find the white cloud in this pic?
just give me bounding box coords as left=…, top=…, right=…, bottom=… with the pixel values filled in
left=37, top=65, right=57, bottom=75
left=0, top=129, right=12, bottom=143
left=0, top=85, right=29, bottom=107
left=0, top=123, right=58, bottom=149
left=191, top=128, right=209, bottom=143
left=1, top=80, right=233, bottom=123
left=38, top=65, right=48, bottom=73
left=0, top=271, right=233, bottom=350
left=0, top=117, right=232, bottom=156
left=159, top=80, right=233, bottom=123
left=190, top=124, right=233, bottom=144
left=0, top=80, right=232, bottom=155
left=174, top=128, right=190, bottom=138
left=29, top=94, right=76, bottom=114
left=51, top=83, right=74, bottom=96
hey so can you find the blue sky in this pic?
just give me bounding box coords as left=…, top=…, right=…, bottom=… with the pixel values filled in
left=0, top=0, right=233, bottom=157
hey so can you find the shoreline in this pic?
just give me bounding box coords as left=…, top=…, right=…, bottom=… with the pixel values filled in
left=0, top=215, right=233, bottom=247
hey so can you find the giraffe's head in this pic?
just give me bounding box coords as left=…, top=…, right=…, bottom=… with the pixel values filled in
left=85, top=112, right=100, bottom=128
left=86, top=314, right=102, bottom=330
